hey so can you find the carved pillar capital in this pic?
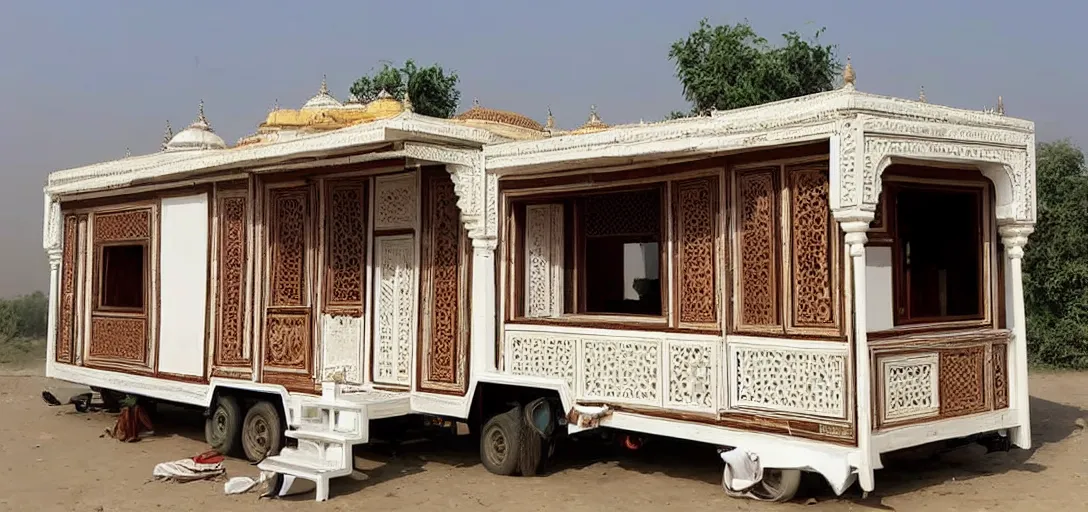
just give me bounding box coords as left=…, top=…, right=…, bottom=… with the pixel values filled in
left=998, top=223, right=1034, bottom=260
left=833, top=209, right=875, bottom=256
left=472, top=237, right=498, bottom=251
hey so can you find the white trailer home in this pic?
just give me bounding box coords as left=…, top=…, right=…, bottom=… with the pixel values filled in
left=41, top=68, right=1037, bottom=502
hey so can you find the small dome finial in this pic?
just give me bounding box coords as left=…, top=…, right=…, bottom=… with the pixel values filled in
left=545, top=107, right=555, bottom=130
left=919, top=86, right=927, bottom=103
left=160, top=120, right=173, bottom=152
left=124, top=147, right=131, bottom=158
left=842, top=56, right=856, bottom=89
left=997, top=95, right=1005, bottom=115
left=197, top=99, right=209, bottom=126
left=319, top=74, right=329, bottom=95
left=472, top=97, right=480, bottom=108
left=403, top=87, right=414, bottom=113
left=588, top=104, right=601, bottom=124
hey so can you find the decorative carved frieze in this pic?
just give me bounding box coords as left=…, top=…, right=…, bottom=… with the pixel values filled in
left=731, top=344, right=847, bottom=418
left=666, top=340, right=716, bottom=411
left=673, top=177, right=718, bottom=325
left=372, top=236, right=415, bottom=387
left=93, top=209, right=151, bottom=243
left=268, top=188, right=308, bottom=307
left=374, top=174, right=417, bottom=231
left=993, top=343, right=1009, bottom=409
left=523, top=204, right=564, bottom=318
left=263, top=311, right=311, bottom=371
left=582, top=339, right=661, bottom=406
left=506, top=333, right=577, bottom=391
left=88, top=316, right=147, bottom=363
left=788, top=167, right=838, bottom=330
left=879, top=353, right=940, bottom=424
left=215, top=195, right=248, bottom=366
left=320, top=314, right=362, bottom=384
left=736, top=170, right=779, bottom=328
left=56, top=215, right=77, bottom=364
left=939, top=345, right=988, bottom=417
left=324, top=180, right=367, bottom=309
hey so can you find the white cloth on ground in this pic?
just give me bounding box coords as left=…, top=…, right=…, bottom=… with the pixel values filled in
left=152, top=458, right=225, bottom=482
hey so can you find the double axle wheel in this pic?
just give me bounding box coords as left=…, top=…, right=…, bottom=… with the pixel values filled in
left=205, top=395, right=284, bottom=462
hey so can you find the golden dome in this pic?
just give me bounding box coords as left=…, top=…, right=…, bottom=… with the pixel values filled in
left=569, top=105, right=610, bottom=135
left=364, top=89, right=404, bottom=118
left=455, top=99, right=544, bottom=131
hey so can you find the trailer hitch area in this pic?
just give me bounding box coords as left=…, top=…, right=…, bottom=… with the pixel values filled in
left=566, top=404, right=612, bottom=429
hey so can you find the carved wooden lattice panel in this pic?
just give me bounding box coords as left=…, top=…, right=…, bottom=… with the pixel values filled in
left=56, top=215, right=78, bottom=364
left=419, top=172, right=469, bottom=393
left=372, top=236, right=415, bottom=386
left=215, top=195, right=248, bottom=366
left=880, top=353, right=940, bottom=424
left=263, top=311, right=311, bottom=370
left=939, top=346, right=987, bottom=417
left=673, top=177, right=718, bottom=325
left=666, top=340, right=716, bottom=411
left=524, top=204, right=564, bottom=317
left=788, top=168, right=837, bottom=330
left=581, top=339, right=661, bottom=405
left=324, top=181, right=367, bottom=309
left=736, top=170, right=780, bottom=328
left=93, top=209, right=151, bottom=243
left=993, top=343, right=1009, bottom=409
left=581, top=189, right=660, bottom=237
left=731, top=345, right=846, bottom=418
left=88, top=316, right=147, bottom=363
left=506, top=333, right=577, bottom=391
left=269, top=188, right=308, bottom=307
left=374, top=174, right=417, bottom=231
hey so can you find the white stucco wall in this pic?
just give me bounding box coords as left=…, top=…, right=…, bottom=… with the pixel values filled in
left=866, top=246, right=895, bottom=332
left=157, top=194, right=209, bottom=377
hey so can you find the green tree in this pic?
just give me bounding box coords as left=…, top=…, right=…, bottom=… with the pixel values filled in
left=668, top=19, right=840, bottom=115
left=349, top=59, right=461, bottom=118
left=1023, top=140, right=1088, bottom=368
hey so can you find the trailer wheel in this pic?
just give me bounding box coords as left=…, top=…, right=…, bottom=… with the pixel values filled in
left=242, top=401, right=284, bottom=462
left=480, top=405, right=523, bottom=476
left=205, top=395, right=243, bottom=456
left=750, top=468, right=802, bottom=502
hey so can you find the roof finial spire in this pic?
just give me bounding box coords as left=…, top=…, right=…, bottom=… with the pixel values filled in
left=545, top=107, right=555, bottom=130
left=160, top=120, right=173, bottom=152
left=402, top=87, right=414, bottom=113
left=473, top=97, right=480, bottom=108
left=919, top=86, right=927, bottom=103
left=196, top=99, right=209, bottom=127
left=124, top=147, right=131, bottom=158
left=842, top=56, right=856, bottom=89
left=588, top=104, right=601, bottom=123
left=319, top=74, right=329, bottom=95
left=997, top=95, right=1005, bottom=115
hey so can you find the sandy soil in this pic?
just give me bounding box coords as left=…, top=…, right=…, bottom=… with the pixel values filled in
left=1, top=366, right=1086, bottom=512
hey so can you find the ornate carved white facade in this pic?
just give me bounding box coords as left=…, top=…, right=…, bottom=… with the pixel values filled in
left=729, top=343, right=848, bottom=418
left=372, top=236, right=416, bottom=386
left=320, top=314, right=362, bottom=384
left=374, top=174, right=418, bottom=231
left=581, top=339, right=661, bottom=406
left=506, top=333, right=577, bottom=390
left=879, top=353, right=940, bottom=423
left=523, top=204, right=564, bottom=317
left=666, top=340, right=717, bottom=412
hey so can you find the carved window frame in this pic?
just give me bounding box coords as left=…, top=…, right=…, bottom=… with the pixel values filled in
left=730, top=158, right=844, bottom=339
left=879, top=171, right=995, bottom=331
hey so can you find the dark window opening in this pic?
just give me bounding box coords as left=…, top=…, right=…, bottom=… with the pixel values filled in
left=895, top=187, right=982, bottom=323
left=579, top=189, right=663, bottom=316
left=100, top=244, right=146, bottom=309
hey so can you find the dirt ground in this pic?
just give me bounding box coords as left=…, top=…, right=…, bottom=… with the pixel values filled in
left=1, top=365, right=1086, bottom=512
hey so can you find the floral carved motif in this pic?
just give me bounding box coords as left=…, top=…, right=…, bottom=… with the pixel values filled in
left=374, top=174, right=417, bottom=230
left=215, top=196, right=248, bottom=366
left=737, top=170, right=779, bottom=327
left=674, top=177, right=718, bottom=325
left=88, top=317, right=147, bottom=363
left=881, top=354, right=940, bottom=423
left=56, top=215, right=77, bottom=364
left=582, top=188, right=660, bottom=237
left=269, top=188, right=308, bottom=307
left=733, top=346, right=846, bottom=418
left=94, top=209, right=151, bottom=243
left=939, top=346, right=987, bottom=417
left=264, top=311, right=310, bottom=370
left=524, top=204, right=564, bottom=317
left=582, top=339, right=660, bottom=405
left=506, top=334, right=577, bottom=391
left=993, top=344, right=1009, bottom=409
left=667, top=341, right=715, bottom=410
left=789, top=168, right=836, bottom=328
left=325, top=181, right=367, bottom=308
left=420, top=173, right=467, bottom=390
left=373, top=236, right=415, bottom=386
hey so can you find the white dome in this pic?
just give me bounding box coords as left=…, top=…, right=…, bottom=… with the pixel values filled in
left=301, top=75, right=343, bottom=110
left=165, top=101, right=227, bottom=152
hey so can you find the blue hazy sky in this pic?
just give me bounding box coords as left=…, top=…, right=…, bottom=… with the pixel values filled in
left=0, top=0, right=1083, bottom=296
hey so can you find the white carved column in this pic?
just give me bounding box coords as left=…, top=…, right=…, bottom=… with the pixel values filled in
left=835, top=210, right=876, bottom=492
left=471, top=238, right=498, bottom=374
left=999, top=223, right=1033, bottom=449
left=42, top=194, right=62, bottom=371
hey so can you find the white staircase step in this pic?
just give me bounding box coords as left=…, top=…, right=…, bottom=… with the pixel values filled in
left=259, top=450, right=346, bottom=475
left=286, top=427, right=360, bottom=443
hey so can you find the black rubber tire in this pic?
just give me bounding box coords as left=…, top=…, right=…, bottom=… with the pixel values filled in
left=204, top=395, right=243, bottom=456
left=241, top=401, right=284, bottom=462
left=480, top=405, right=523, bottom=476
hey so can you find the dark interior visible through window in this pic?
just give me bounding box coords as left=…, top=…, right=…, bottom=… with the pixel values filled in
left=578, top=188, right=663, bottom=316
left=100, top=244, right=146, bottom=309
left=894, top=186, right=982, bottom=323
